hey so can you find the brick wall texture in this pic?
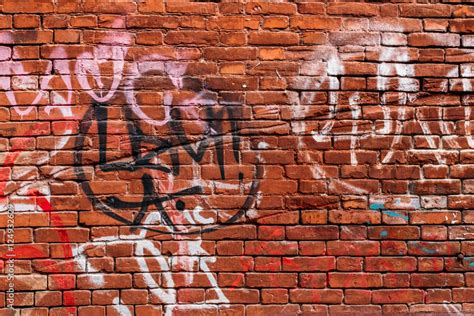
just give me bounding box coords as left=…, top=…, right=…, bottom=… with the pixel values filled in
left=1, top=0, right=474, bottom=315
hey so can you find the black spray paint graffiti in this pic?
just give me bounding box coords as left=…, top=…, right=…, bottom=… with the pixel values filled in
left=74, top=99, right=262, bottom=235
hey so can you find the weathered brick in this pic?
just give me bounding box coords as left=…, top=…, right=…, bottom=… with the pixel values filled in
left=0, top=2, right=470, bottom=311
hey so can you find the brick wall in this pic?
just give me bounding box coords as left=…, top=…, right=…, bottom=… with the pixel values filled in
left=0, top=0, right=474, bottom=314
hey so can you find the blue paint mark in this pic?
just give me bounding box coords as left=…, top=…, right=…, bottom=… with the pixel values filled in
left=409, top=242, right=438, bottom=255
left=458, top=257, right=474, bottom=267
left=383, top=210, right=409, bottom=221
left=421, top=247, right=437, bottom=255
left=370, top=202, right=384, bottom=210
left=380, top=231, right=388, bottom=238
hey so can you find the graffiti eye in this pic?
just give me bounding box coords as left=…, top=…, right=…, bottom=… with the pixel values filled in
left=175, top=200, right=185, bottom=211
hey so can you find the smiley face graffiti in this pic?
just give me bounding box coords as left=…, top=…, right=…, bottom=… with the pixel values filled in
left=74, top=59, right=262, bottom=235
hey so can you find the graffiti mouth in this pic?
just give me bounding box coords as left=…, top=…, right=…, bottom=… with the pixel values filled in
left=75, top=169, right=261, bottom=235
left=99, top=160, right=173, bottom=173
left=104, top=185, right=203, bottom=209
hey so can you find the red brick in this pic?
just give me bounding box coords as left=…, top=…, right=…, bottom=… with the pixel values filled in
left=70, top=16, right=97, bottom=28
left=166, top=2, right=216, bottom=15
left=246, top=305, right=300, bottom=316
left=426, top=289, right=451, bottom=303
left=14, top=15, right=40, bottom=28
left=77, top=274, right=131, bottom=290
left=165, top=31, right=218, bottom=45
left=246, top=3, right=296, bottom=15
left=290, top=289, right=343, bottom=304
left=328, top=273, right=382, bottom=288
left=422, top=226, right=448, bottom=241
left=453, top=288, right=474, bottom=302
left=255, top=257, right=281, bottom=272
left=290, top=17, right=341, bottom=30
left=345, top=289, right=371, bottom=304
left=298, top=3, right=325, bottom=15
left=366, top=257, right=417, bottom=272
left=48, top=275, right=75, bottom=290
left=327, top=3, right=379, bottom=17
left=83, top=0, right=136, bottom=13
left=206, top=289, right=258, bottom=304
left=372, top=289, right=424, bottom=304
left=121, top=289, right=148, bottom=305
left=368, top=226, right=420, bottom=240
left=3, top=0, right=54, bottom=13
left=451, top=19, right=474, bottom=32
left=327, top=241, right=380, bottom=256
left=408, top=33, right=460, bottom=47
left=247, top=273, right=297, bottom=288
left=408, top=241, right=460, bottom=256
left=248, top=32, right=299, bottom=46
left=412, top=273, right=464, bottom=287
left=261, top=289, right=288, bottom=304
left=245, top=241, right=297, bottom=256
left=283, top=257, right=335, bottom=272
left=336, top=257, right=363, bottom=272
left=0, top=31, right=52, bottom=44
left=329, top=31, right=380, bottom=46
left=286, top=226, right=338, bottom=240
left=300, top=273, right=327, bottom=288
left=330, top=306, right=382, bottom=314
left=35, top=291, right=62, bottom=307
left=400, top=4, right=452, bottom=17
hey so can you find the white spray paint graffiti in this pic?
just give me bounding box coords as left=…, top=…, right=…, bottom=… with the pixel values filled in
left=295, top=33, right=474, bottom=209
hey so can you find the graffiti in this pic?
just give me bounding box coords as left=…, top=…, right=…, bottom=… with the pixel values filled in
left=0, top=192, right=76, bottom=310
left=74, top=103, right=261, bottom=234
left=0, top=22, right=264, bottom=314
left=292, top=41, right=474, bottom=209
left=0, top=8, right=472, bottom=314
left=72, top=232, right=230, bottom=315
left=370, top=202, right=410, bottom=221
left=73, top=52, right=262, bottom=234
